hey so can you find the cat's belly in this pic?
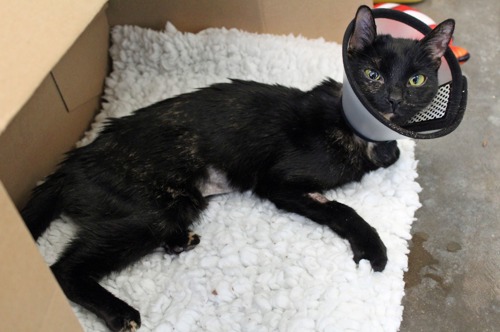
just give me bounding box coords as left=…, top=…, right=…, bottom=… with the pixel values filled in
left=198, top=167, right=234, bottom=197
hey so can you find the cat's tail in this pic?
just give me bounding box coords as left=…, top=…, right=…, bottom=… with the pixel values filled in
left=21, top=173, right=64, bottom=240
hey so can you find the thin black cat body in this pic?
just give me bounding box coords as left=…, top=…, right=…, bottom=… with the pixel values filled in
left=23, top=79, right=393, bottom=331
left=21, top=6, right=455, bottom=332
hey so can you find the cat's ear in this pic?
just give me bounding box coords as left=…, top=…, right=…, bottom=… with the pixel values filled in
left=420, top=19, right=455, bottom=64
left=348, top=6, right=377, bottom=52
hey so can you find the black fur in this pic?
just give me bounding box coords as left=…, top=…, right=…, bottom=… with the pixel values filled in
left=21, top=6, right=453, bottom=332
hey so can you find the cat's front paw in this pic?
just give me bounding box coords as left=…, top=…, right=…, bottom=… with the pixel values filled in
left=372, top=140, right=400, bottom=168
left=349, top=227, right=387, bottom=272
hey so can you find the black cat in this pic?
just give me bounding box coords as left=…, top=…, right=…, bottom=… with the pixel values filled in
left=21, top=6, right=454, bottom=332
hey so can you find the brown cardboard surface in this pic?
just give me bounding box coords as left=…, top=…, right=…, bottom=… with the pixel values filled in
left=0, top=73, right=100, bottom=208
left=0, top=0, right=107, bottom=134
left=259, top=0, right=370, bottom=42
left=0, top=181, right=83, bottom=331
left=107, top=0, right=264, bottom=36
left=107, top=0, right=370, bottom=43
left=52, top=9, right=110, bottom=112
left=0, top=4, right=108, bottom=209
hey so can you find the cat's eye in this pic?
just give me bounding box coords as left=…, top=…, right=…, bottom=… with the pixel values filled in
left=408, top=74, right=427, bottom=87
left=364, top=69, right=382, bottom=81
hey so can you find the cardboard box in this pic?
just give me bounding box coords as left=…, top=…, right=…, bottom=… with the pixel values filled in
left=0, top=1, right=369, bottom=330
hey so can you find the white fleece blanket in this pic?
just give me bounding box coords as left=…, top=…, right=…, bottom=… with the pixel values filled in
left=38, top=23, right=422, bottom=332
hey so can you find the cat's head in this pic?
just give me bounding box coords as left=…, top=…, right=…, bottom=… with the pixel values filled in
left=347, top=6, right=455, bottom=125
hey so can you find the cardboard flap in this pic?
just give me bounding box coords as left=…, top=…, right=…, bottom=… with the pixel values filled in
left=0, top=73, right=101, bottom=208
left=0, top=0, right=107, bottom=134
left=52, top=9, right=109, bottom=112
left=0, top=181, right=83, bottom=331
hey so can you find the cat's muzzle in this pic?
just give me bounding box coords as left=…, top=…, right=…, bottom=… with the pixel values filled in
left=342, top=8, right=468, bottom=142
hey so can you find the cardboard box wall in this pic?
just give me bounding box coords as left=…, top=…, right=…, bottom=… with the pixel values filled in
left=0, top=0, right=369, bottom=330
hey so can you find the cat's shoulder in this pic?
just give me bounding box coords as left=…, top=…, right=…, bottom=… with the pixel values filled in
left=311, top=78, right=342, bottom=96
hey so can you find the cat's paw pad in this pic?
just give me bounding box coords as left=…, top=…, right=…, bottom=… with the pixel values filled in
left=164, top=231, right=200, bottom=255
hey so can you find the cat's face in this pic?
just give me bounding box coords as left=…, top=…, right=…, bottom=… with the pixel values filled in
left=347, top=6, right=455, bottom=126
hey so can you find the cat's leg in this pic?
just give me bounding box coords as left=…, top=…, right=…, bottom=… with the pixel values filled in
left=21, top=174, right=64, bottom=240
left=51, top=222, right=155, bottom=332
left=160, top=186, right=206, bottom=254
left=255, top=186, right=387, bottom=271
left=52, top=191, right=208, bottom=331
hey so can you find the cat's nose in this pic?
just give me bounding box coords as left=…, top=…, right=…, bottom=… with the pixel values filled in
left=388, top=89, right=403, bottom=112
left=388, top=97, right=402, bottom=112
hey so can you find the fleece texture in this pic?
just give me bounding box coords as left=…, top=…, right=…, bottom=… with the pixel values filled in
left=38, top=23, right=422, bottom=332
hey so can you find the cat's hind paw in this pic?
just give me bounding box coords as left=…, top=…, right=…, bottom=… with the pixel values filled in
left=121, top=320, right=139, bottom=332
left=163, top=231, right=200, bottom=255
left=105, top=304, right=141, bottom=332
